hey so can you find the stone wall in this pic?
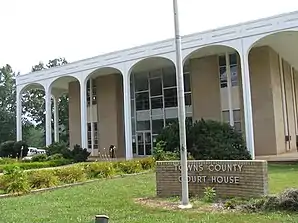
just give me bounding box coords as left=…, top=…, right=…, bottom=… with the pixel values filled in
left=156, top=160, right=268, bottom=198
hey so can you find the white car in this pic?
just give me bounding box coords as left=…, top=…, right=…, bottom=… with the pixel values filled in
left=27, top=147, right=46, bottom=157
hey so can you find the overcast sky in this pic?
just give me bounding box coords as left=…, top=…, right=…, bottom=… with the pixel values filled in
left=1, top=0, right=298, bottom=74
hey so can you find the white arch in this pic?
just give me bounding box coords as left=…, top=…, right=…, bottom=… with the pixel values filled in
left=246, top=27, right=298, bottom=53
left=182, top=41, right=242, bottom=65
left=83, top=66, right=124, bottom=87
left=19, top=82, right=45, bottom=94
left=127, top=55, right=176, bottom=79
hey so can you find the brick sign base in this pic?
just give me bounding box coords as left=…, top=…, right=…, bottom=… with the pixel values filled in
left=156, top=160, right=268, bottom=198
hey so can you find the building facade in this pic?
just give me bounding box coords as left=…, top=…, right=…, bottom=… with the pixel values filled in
left=15, top=11, right=298, bottom=159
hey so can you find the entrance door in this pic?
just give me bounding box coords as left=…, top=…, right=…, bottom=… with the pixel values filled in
left=136, top=131, right=152, bottom=156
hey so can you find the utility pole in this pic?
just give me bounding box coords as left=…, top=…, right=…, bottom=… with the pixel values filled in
left=172, top=0, right=192, bottom=209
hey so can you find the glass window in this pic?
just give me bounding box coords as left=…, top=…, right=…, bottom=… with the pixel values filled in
left=233, top=109, right=241, bottom=122
left=222, top=110, right=229, bottom=123
left=130, top=78, right=134, bottom=99
left=220, top=67, right=227, bottom=88
left=150, top=78, right=162, bottom=96
left=131, top=99, right=135, bottom=117
left=185, top=93, right=192, bottom=106
left=135, top=72, right=148, bottom=92
left=229, top=53, right=237, bottom=65
left=137, top=120, right=150, bottom=131
left=164, top=88, right=177, bottom=108
left=152, top=119, right=164, bottom=134
left=131, top=118, right=136, bottom=134
left=151, top=97, right=163, bottom=109
left=165, top=118, right=178, bottom=126
left=230, top=65, right=238, bottom=87
left=135, top=92, right=149, bottom=111
left=234, top=122, right=241, bottom=132
left=184, top=72, right=191, bottom=92
left=132, top=136, right=136, bottom=154
left=184, top=61, right=190, bottom=73
left=219, top=55, right=226, bottom=66
left=163, top=66, right=176, bottom=87
left=150, top=69, right=162, bottom=78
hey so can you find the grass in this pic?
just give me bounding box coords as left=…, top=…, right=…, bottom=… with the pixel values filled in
left=0, top=164, right=298, bottom=223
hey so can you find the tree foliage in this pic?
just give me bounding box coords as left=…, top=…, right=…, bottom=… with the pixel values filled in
left=156, top=119, right=251, bottom=160
left=0, top=65, right=17, bottom=143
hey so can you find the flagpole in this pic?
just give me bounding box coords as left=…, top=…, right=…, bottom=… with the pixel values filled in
left=172, top=0, right=192, bottom=209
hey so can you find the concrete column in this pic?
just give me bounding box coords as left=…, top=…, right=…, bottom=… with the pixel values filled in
left=89, top=78, right=95, bottom=156
left=123, top=74, right=133, bottom=160
left=226, top=52, right=234, bottom=126
left=45, top=88, right=52, bottom=146
left=80, top=79, right=88, bottom=149
left=240, top=50, right=255, bottom=159
left=16, top=86, right=22, bottom=141
left=53, top=95, right=59, bottom=142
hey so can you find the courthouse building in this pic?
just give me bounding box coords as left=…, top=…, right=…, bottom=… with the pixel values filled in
left=15, top=11, right=298, bottom=159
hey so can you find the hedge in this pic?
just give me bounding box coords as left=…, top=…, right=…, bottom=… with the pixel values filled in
left=0, top=159, right=73, bottom=173
left=0, top=157, right=155, bottom=195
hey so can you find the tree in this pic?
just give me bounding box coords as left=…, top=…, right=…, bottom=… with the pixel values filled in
left=22, top=58, right=69, bottom=144
left=0, top=65, right=17, bottom=143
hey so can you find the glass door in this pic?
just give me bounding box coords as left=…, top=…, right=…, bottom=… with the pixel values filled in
left=136, top=131, right=152, bottom=156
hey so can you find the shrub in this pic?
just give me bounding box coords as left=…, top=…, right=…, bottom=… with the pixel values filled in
left=0, top=141, right=29, bottom=158
left=46, top=153, right=64, bottom=161
left=203, top=186, right=216, bottom=203
left=46, top=142, right=72, bottom=159
left=31, top=154, right=48, bottom=162
left=71, top=144, right=90, bottom=162
left=116, top=160, right=143, bottom=174
left=0, top=158, right=17, bottom=165
left=13, top=141, right=29, bottom=158
left=28, top=170, right=59, bottom=189
left=54, top=166, right=86, bottom=184
left=156, top=119, right=251, bottom=160
left=1, top=166, right=30, bottom=195
left=138, top=157, right=155, bottom=170
left=45, top=143, right=90, bottom=163
left=237, top=188, right=298, bottom=213
left=85, top=162, right=116, bottom=178
left=0, top=159, right=73, bottom=173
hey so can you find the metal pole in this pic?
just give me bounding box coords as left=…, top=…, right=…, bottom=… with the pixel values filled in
left=172, top=0, right=191, bottom=208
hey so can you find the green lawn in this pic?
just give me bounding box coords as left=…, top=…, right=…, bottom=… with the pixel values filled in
left=0, top=164, right=298, bottom=223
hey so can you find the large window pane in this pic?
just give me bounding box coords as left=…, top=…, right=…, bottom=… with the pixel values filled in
left=230, top=65, right=238, bottom=86
left=220, top=67, right=227, bottom=88
left=150, top=78, right=162, bottom=96
left=234, top=122, right=241, bottom=132
left=163, top=66, right=176, bottom=87
left=184, top=72, right=191, bottom=92
left=135, top=92, right=149, bottom=111
left=150, top=69, right=162, bottom=78
left=135, top=72, right=148, bottom=92
left=152, top=119, right=164, bottom=134
left=130, top=78, right=134, bottom=99
left=219, top=55, right=226, bottom=66
left=131, top=99, right=135, bottom=116
left=137, top=120, right=150, bottom=131
left=131, top=118, right=136, bottom=134
left=222, top=110, right=229, bottom=123
left=151, top=97, right=163, bottom=109
left=229, top=53, right=237, bottom=65
left=185, top=93, right=192, bottom=106
left=165, top=118, right=178, bottom=126
left=164, top=88, right=177, bottom=108
left=233, top=109, right=241, bottom=122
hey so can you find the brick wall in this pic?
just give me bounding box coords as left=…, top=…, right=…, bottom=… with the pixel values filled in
left=156, top=160, right=268, bottom=198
